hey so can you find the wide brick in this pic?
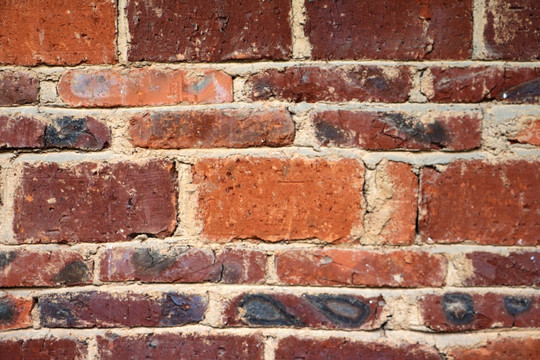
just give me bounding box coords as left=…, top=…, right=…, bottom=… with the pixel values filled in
left=44, top=116, right=110, bottom=150
left=276, top=337, right=442, bottom=360
left=313, top=110, right=481, bottom=151
left=305, top=0, right=472, bottom=60
left=484, top=0, right=540, bottom=60
left=14, top=160, right=177, bottom=243
left=246, top=66, right=412, bottom=103
left=0, top=338, right=87, bottom=360
left=276, top=249, right=447, bottom=287
left=39, top=291, right=206, bottom=328
left=98, top=333, right=264, bottom=359
left=0, top=115, right=46, bottom=149
left=0, top=249, right=93, bottom=287
left=193, top=157, right=364, bottom=243
left=447, top=338, right=540, bottom=360
left=126, top=0, right=291, bottom=62
left=419, top=160, right=540, bottom=245
left=0, top=0, right=116, bottom=65
left=420, top=293, right=540, bottom=332
left=129, top=108, right=294, bottom=149
left=0, top=71, right=39, bottom=105
left=423, top=66, right=540, bottom=103
left=223, top=293, right=384, bottom=330
left=99, top=246, right=266, bottom=284
left=0, top=294, right=33, bottom=330
left=58, top=68, right=232, bottom=107
left=462, top=252, right=540, bottom=287
left=510, top=116, right=540, bottom=146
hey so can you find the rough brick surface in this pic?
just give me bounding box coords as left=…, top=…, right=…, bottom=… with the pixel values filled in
left=276, top=337, right=443, bottom=360
left=58, top=69, right=232, bottom=107
left=484, top=0, right=540, bottom=60
left=39, top=291, right=206, bottom=328
left=0, top=71, right=39, bottom=106
left=129, top=108, right=294, bottom=149
left=14, top=160, right=178, bottom=243
left=305, top=0, right=472, bottom=60
left=463, top=252, right=540, bottom=287
left=419, top=160, right=540, bottom=245
left=223, top=293, right=384, bottom=330
left=126, top=0, right=291, bottom=62
left=97, top=333, right=264, bottom=359
left=44, top=116, right=110, bottom=150
left=510, top=116, right=540, bottom=146
left=0, top=115, right=46, bottom=149
left=421, top=293, right=540, bottom=332
left=193, top=157, right=364, bottom=242
left=276, top=249, right=447, bottom=287
left=0, top=0, right=116, bottom=65
left=312, top=110, right=481, bottom=151
left=447, top=338, right=540, bottom=360
left=0, top=338, right=87, bottom=360
left=0, top=249, right=92, bottom=287
left=246, top=66, right=412, bottom=103
left=99, top=246, right=265, bottom=284
left=423, top=67, right=540, bottom=103
left=0, top=295, right=33, bottom=330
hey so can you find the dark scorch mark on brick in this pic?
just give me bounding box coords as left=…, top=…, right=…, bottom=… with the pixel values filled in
left=160, top=293, right=206, bottom=326
left=380, top=113, right=447, bottom=148
left=238, top=294, right=303, bottom=327
left=505, top=296, right=532, bottom=316
left=315, top=122, right=352, bottom=144
left=44, top=116, right=110, bottom=150
left=52, top=260, right=90, bottom=285
left=0, top=251, right=16, bottom=270
left=132, top=248, right=178, bottom=276
left=442, top=293, right=475, bottom=325
left=305, top=294, right=371, bottom=327
left=0, top=298, right=15, bottom=324
left=500, top=78, right=540, bottom=103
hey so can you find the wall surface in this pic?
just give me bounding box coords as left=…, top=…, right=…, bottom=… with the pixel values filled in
left=0, top=0, right=539, bottom=359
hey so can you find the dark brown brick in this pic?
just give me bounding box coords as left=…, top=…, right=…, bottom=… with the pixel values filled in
left=0, top=338, right=87, bottom=360
left=462, top=252, right=540, bottom=287
left=39, top=291, right=206, bottom=328
left=246, top=66, right=412, bottom=103
left=420, top=293, right=540, bottom=332
left=223, top=293, right=384, bottom=330
left=447, top=337, right=540, bottom=360
left=484, top=0, right=540, bottom=60
left=129, top=108, right=294, bottom=149
left=305, top=0, right=472, bottom=60
left=0, top=249, right=93, bottom=287
left=44, top=116, right=110, bottom=150
left=98, top=333, right=264, bottom=359
left=313, top=110, right=481, bottom=151
left=0, top=115, right=46, bottom=149
left=216, top=248, right=267, bottom=284
left=0, top=71, right=39, bottom=105
left=276, top=337, right=442, bottom=360
left=419, top=160, right=540, bottom=245
left=193, top=157, right=364, bottom=243
left=126, top=0, right=291, bottom=62
left=276, top=249, right=447, bottom=287
left=0, top=294, right=33, bottom=330
left=14, top=160, right=178, bottom=243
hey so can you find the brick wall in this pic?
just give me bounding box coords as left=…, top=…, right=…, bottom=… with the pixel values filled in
left=0, top=0, right=538, bottom=359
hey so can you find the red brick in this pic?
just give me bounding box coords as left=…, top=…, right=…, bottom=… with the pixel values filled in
left=129, top=108, right=294, bottom=149
left=276, top=337, right=442, bottom=360
left=420, top=293, right=540, bottom=332
left=423, top=66, right=540, bottom=103
left=462, top=252, right=539, bottom=287
left=98, top=333, right=263, bottom=359
left=0, top=249, right=93, bottom=287
left=0, top=338, right=87, bottom=360
left=39, top=291, right=206, bottom=328
left=305, top=0, right=472, bottom=60
left=510, top=116, right=540, bottom=146
left=419, top=160, right=540, bottom=245
left=246, top=66, right=412, bottom=103
left=0, top=294, right=33, bottom=330
left=126, top=0, right=291, bottom=62
left=313, top=110, right=481, bottom=151
left=276, top=249, right=447, bottom=287
left=0, top=0, right=116, bottom=65
left=223, top=293, right=384, bottom=330
left=193, top=157, right=364, bottom=243
left=484, top=0, right=540, bottom=60
left=447, top=337, right=540, bottom=360
left=0, top=115, right=46, bottom=149
left=44, top=116, right=110, bottom=150
left=99, top=246, right=265, bottom=284
left=58, top=68, right=232, bottom=107
left=14, top=160, right=178, bottom=243
left=0, top=71, right=39, bottom=105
